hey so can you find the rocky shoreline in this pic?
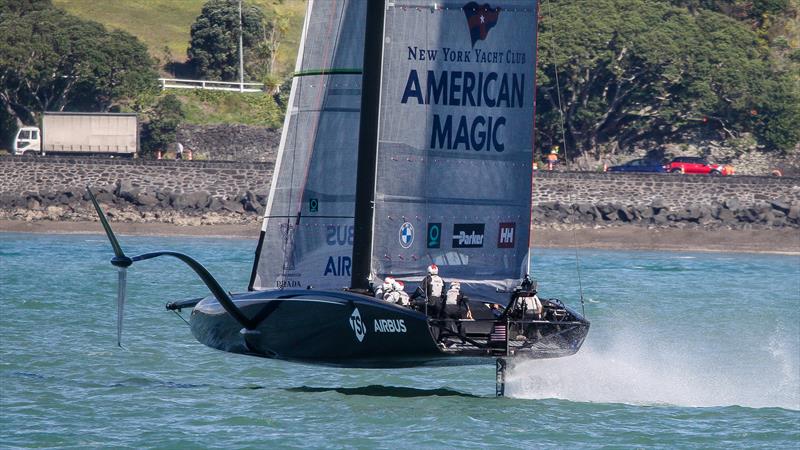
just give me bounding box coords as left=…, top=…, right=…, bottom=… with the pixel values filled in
left=1, top=180, right=798, bottom=232
left=532, top=197, right=800, bottom=230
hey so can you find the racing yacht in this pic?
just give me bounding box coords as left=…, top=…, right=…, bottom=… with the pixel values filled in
left=92, top=0, right=589, bottom=395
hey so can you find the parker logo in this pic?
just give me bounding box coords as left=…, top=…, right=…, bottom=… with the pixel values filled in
left=498, top=222, right=516, bottom=248
left=399, top=222, right=414, bottom=249
left=452, top=223, right=485, bottom=248
left=462, top=2, right=501, bottom=47
left=349, top=307, right=366, bottom=342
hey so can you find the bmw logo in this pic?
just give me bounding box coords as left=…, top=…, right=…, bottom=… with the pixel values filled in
left=399, top=222, right=414, bottom=249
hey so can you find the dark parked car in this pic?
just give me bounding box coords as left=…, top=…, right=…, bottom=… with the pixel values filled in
left=606, top=158, right=666, bottom=173
left=665, top=157, right=734, bottom=175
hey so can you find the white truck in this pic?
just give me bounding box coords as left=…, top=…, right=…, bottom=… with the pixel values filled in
left=13, top=112, right=138, bottom=157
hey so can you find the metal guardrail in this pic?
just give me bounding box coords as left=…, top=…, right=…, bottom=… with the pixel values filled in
left=158, top=78, right=264, bottom=93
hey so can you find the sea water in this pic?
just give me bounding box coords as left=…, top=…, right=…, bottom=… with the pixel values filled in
left=1, top=232, right=798, bottom=448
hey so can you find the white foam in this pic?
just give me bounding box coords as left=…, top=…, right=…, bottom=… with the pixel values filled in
left=505, top=324, right=800, bottom=410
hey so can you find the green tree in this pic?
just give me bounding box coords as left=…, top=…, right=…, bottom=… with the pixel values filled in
left=141, top=93, right=185, bottom=157
left=187, top=0, right=266, bottom=81
left=536, top=0, right=799, bottom=155
left=0, top=0, right=157, bottom=131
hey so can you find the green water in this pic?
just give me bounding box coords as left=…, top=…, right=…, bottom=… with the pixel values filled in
left=1, top=233, right=798, bottom=448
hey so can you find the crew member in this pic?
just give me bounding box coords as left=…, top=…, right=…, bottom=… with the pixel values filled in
left=512, top=291, right=544, bottom=340
left=441, top=281, right=472, bottom=336
left=410, top=264, right=445, bottom=316
left=374, top=276, right=395, bottom=301
left=519, top=293, right=543, bottom=320
left=392, top=279, right=410, bottom=306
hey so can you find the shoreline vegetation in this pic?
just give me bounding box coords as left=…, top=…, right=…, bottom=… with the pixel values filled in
left=2, top=220, right=797, bottom=255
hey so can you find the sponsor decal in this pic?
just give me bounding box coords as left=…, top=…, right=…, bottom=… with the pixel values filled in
left=497, top=222, right=516, bottom=248
left=309, top=198, right=319, bottom=212
left=326, top=225, right=354, bottom=246
left=452, top=223, right=485, bottom=248
left=349, top=307, right=366, bottom=342
left=463, top=2, right=501, bottom=47
left=427, top=223, right=441, bottom=248
left=398, top=2, right=530, bottom=157
left=374, top=319, right=407, bottom=333
left=399, top=222, right=414, bottom=249
left=324, top=256, right=351, bottom=276
left=276, top=280, right=301, bottom=288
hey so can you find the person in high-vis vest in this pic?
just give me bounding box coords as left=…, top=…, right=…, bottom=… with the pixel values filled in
left=411, top=264, right=445, bottom=316
left=547, top=145, right=559, bottom=171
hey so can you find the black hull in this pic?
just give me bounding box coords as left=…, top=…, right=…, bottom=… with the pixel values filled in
left=188, top=290, right=589, bottom=368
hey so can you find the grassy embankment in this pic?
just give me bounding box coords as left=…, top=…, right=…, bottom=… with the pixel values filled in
left=53, top=0, right=799, bottom=128
left=52, top=0, right=307, bottom=127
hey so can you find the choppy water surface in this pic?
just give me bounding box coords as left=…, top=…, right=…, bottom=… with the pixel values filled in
left=1, top=233, right=798, bottom=448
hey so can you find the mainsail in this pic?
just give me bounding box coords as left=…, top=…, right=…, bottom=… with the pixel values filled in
left=251, top=0, right=366, bottom=291
left=370, top=1, right=537, bottom=298
left=253, top=0, right=538, bottom=300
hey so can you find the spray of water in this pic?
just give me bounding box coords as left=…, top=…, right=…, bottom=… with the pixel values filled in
left=506, top=323, right=799, bottom=410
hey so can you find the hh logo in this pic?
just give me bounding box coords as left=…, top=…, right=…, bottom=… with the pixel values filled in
left=349, top=307, right=366, bottom=342
left=498, top=222, right=515, bottom=248
left=463, top=2, right=501, bottom=47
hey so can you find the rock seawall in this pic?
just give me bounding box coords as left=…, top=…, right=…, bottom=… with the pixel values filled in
left=175, top=124, right=281, bottom=162
left=1, top=156, right=798, bottom=230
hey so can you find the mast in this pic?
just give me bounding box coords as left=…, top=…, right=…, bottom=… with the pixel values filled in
left=350, top=0, right=386, bottom=291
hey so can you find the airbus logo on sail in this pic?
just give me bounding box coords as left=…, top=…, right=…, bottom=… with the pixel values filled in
left=326, top=225, right=354, bottom=246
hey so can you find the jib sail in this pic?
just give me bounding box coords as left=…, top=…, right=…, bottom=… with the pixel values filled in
left=250, top=0, right=366, bottom=291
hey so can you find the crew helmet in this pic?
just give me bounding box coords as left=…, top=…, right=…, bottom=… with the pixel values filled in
left=450, top=281, right=461, bottom=290
left=393, top=280, right=405, bottom=292
left=382, top=277, right=395, bottom=291
left=427, top=264, right=438, bottom=275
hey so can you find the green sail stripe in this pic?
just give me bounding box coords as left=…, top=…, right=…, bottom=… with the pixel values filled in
left=293, top=68, right=363, bottom=77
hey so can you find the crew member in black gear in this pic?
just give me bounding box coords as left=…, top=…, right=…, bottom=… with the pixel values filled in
left=441, top=281, right=472, bottom=337
left=410, top=264, right=445, bottom=316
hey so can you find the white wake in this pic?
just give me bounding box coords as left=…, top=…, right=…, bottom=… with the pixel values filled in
left=506, top=324, right=799, bottom=410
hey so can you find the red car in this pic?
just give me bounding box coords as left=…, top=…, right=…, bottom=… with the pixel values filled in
left=665, top=157, right=734, bottom=176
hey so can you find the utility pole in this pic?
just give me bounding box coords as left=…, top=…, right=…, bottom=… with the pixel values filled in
left=238, top=0, right=244, bottom=92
